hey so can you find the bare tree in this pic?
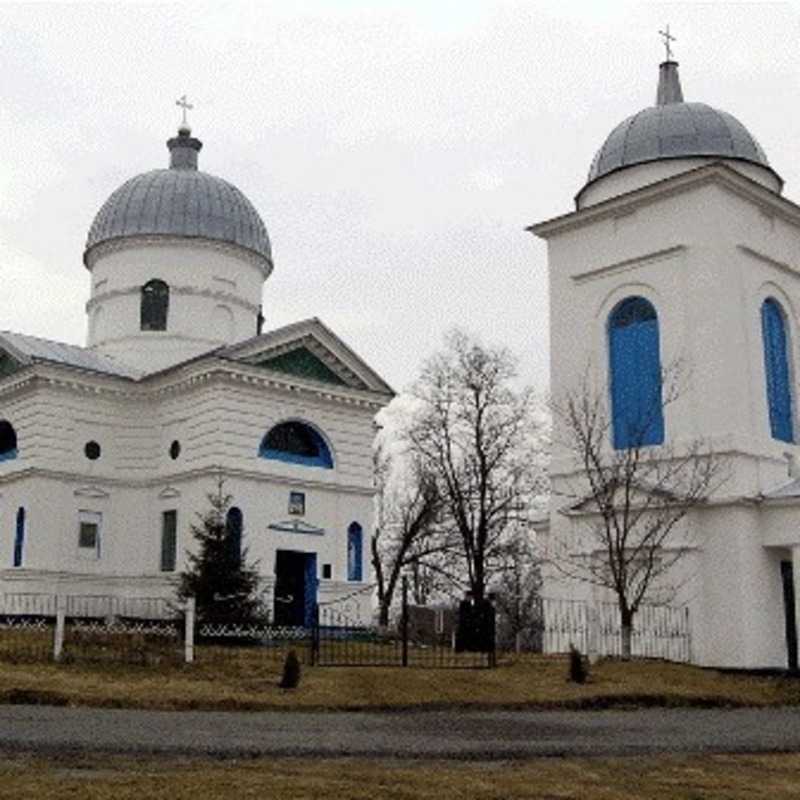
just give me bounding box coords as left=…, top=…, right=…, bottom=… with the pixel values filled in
left=552, top=370, right=728, bottom=659
left=370, top=442, right=443, bottom=626
left=492, top=529, right=543, bottom=653
left=406, top=330, right=547, bottom=602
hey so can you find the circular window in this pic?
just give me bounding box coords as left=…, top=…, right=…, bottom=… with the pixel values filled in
left=169, top=440, right=181, bottom=460
left=84, top=441, right=101, bottom=461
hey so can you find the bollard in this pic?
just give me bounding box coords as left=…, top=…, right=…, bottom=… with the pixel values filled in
left=184, top=597, right=195, bottom=664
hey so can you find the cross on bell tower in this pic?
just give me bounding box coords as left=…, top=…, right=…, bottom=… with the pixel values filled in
left=659, top=25, right=676, bottom=62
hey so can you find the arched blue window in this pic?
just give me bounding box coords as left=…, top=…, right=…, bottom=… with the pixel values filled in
left=761, top=298, right=794, bottom=443
left=140, top=279, right=169, bottom=331
left=0, top=420, right=17, bottom=462
left=13, top=507, right=24, bottom=568
left=225, top=507, right=243, bottom=563
left=259, top=421, right=333, bottom=469
left=347, top=522, right=363, bottom=582
left=608, top=296, right=664, bottom=449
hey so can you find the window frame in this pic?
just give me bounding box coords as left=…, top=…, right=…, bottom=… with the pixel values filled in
left=160, top=509, right=177, bottom=572
left=77, top=510, right=102, bottom=560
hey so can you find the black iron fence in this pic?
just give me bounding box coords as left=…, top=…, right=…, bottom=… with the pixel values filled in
left=311, top=578, right=496, bottom=669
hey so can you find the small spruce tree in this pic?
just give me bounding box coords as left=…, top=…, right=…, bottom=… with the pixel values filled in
left=177, top=478, right=264, bottom=625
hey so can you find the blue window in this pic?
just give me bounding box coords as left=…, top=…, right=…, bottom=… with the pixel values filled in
left=762, top=298, right=794, bottom=443
left=13, top=507, right=24, bottom=568
left=0, top=420, right=17, bottom=462
left=225, top=507, right=243, bottom=563
left=608, top=296, right=664, bottom=449
left=347, top=522, right=363, bottom=582
left=259, top=421, right=333, bottom=469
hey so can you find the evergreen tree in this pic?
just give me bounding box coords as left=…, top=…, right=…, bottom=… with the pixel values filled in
left=177, top=479, right=264, bottom=625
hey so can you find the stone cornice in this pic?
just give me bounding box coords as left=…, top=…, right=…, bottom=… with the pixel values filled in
left=0, top=464, right=375, bottom=496
left=0, top=357, right=387, bottom=410
left=84, top=234, right=272, bottom=279
left=86, top=283, right=260, bottom=315
left=530, top=163, right=800, bottom=239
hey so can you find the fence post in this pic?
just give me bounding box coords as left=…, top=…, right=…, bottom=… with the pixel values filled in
left=401, top=575, right=409, bottom=667
left=587, top=603, right=600, bottom=665
left=184, top=597, right=195, bottom=664
left=53, top=594, right=66, bottom=662
left=310, top=603, right=319, bottom=666
left=685, top=606, right=692, bottom=664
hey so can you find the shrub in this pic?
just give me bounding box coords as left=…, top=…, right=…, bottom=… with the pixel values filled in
left=279, top=649, right=301, bottom=689
left=568, top=644, right=587, bottom=684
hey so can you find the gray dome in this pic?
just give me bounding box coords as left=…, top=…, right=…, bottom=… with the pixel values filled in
left=85, top=130, right=271, bottom=265
left=587, top=101, right=771, bottom=184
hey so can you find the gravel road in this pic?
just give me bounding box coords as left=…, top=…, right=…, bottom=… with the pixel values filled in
left=1, top=706, right=800, bottom=760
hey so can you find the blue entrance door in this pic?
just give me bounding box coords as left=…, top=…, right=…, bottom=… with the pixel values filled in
left=274, top=550, right=318, bottom=627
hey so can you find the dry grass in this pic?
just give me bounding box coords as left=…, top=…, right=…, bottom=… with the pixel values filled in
left=0, top=651, right=798, bottom=712
left=1, top=751, right=800, bottom=799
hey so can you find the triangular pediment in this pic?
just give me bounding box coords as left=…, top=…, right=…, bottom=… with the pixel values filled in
left=254, top=346, right=347, bottom=386
left=222, top=318, right=394, bottom=396
left=563, top=480, right=682, bottom=516
left=0, top=349, right=22, bottom=380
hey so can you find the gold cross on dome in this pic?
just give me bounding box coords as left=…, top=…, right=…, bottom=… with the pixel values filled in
left=176, top=94, right=193, bottom=128
left=658, top=25, right=676, bottom=61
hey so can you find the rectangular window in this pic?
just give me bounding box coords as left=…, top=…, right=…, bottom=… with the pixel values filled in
left=288, top=491, right=305, bottom=516
left=78, top=511, right=101, bottom=559
left=322, top=563, right=332, bottom=579
left=161, top=510, right=177, bottom=572
left=347, top=524, right=363, bottom=582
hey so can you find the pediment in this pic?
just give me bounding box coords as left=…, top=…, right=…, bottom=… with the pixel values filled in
left=564, top=480, right=682, bottom=516
left=158, top=486, right=181, bottom=499
left=225, top=318, right=394, bottom=396
left=253, top=346, right=347, bottom=387
left=0, top=349, right=22, bottom=380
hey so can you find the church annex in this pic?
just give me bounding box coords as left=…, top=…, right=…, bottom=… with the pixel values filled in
left=0, top=121, right=393, bottom=626
left=533, top=58, right=800, bottom=670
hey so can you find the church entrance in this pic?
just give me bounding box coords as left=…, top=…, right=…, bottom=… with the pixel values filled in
left=274, top=550, right=317, bottom=628
left=780, top=561, right=798, bottom=672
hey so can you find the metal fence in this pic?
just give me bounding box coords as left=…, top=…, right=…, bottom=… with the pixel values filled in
left=312, top=579, right=495, bottom=669
left=0, top=590, right=690, bottom=667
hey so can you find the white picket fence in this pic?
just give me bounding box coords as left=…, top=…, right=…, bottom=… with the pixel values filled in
left=537, top=596, right=692, bottom=663
left=0, top=591, right=195, bottom=663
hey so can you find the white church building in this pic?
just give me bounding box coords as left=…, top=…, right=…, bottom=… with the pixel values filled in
left=533, top=58, right=800, bottom=670
left=0, top=121, right=393, bottom=626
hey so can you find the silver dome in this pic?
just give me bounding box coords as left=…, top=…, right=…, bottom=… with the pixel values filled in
left=85, top=130, right=271, bottom=265
left=587, top=101, right=771, bottom=183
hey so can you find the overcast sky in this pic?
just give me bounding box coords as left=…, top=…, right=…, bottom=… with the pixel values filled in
left=1, top=1, right=799, bottom=392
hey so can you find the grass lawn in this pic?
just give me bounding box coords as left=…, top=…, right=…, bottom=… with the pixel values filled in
left=0, top=651, right=799, bottom=711
left=2, top=751, right=800, bottom=799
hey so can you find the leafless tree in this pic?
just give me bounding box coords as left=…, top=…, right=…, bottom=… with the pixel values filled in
left=370, top=440, right=446, bottom=626
left=492, top=529, right=543, bottom=653
left=552, top=369, right=728, bottom=659
left=406, top=329, right=547, bottom=602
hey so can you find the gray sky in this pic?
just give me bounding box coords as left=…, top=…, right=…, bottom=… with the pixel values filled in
left=1, top=1, right=798, bottom=392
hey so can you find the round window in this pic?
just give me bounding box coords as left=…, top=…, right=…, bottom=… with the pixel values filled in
left=169, top=440, right=181, bottom=460
left=84, top=441, right=101, bottom=461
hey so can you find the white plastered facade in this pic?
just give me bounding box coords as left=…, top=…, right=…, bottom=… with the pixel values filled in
left=535, top=158, right=800, bottom=669
left=0, top=136, right=393, bottom=625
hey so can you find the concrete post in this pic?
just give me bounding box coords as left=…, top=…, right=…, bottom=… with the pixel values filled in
left=791, top=547, right=800, bottom=667
left=184, top=597, right=195, bottom=664
left=53, top=594, right=66, bottom=662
